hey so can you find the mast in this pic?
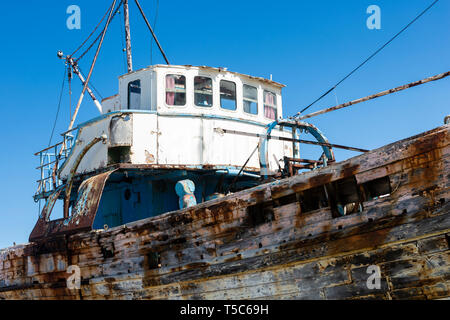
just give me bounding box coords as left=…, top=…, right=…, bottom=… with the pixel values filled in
left=123, top=0, right=133, bottom=72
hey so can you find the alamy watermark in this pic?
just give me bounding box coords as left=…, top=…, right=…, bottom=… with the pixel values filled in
left=66, top=5, right=81, bottom=30
left=366, top=5, right=381, bottom=30
left=366, top=265, right=381, bottom=289
left=66, top=265, right=81, bottom=290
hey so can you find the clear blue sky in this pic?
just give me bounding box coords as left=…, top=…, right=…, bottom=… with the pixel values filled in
left=0, top=0, right=448, bottom=249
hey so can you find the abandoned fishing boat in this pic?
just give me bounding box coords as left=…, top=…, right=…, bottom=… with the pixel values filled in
left=0, top=0, right=449, bottom=300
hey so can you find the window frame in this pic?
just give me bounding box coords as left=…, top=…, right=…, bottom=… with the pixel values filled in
left=242, top=84, right=259, bottom=116
left=165, top=73, right=187, bottom=107
left=263, top=90, right=278, bottom=120
left=219, top=79, right=237, bottom=112
left=127, top=79, right=141, bottom=110
left=193, top=76, right=214, bottom=108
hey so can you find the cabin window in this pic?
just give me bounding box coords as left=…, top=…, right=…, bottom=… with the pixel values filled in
left=166, top=74, right=186, bottom=106
left=194, top=76, right=213, bottom=107
left=264, top=90, right=277, bottom=120
left=220, top=80, right=237, bottom=110
left=243, top=84, right=258, bottom=115
left=128, top=80, right=141, bottom=109
left=362, top=176, right=391, bottom=201
left=298, top=186, right=329, bottom=213
left=147, top=252, right=161, bottom=269
left=327, top=177, right=363, bottom=218
left=247, top=201, right=275, bottom=227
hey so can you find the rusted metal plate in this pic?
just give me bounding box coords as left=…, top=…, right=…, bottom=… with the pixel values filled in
left=109, top=114, right=133, bottom=147
left=29, top=170, right=116, bottom=242
left=39, top=186, right=64, bottom=221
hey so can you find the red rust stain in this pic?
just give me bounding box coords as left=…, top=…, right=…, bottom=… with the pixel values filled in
left=179, top=282, right=198, bottom=292
left=224, top=254, right=242, bottom=263
left=293, top=206, right=304, bottom=229
left=341, top=163, right=360, bottom=178
left=206, top=247, right=217, bottom=256
left=183, top=262, right=210, bottom=270
left=407, top=130, right=446, bottom=156
left=167, top=213, right=194, bottom=227
left=307, top=173, right=333, bottom=189
left=271, top=185, right=286, bottom=196
left=291, top=181, right=309, bottom=193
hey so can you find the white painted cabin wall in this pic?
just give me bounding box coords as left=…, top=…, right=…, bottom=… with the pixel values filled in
left=101, top=95, right=120, bottom=113
left=130, top=113, right=158, bottom=164
left=59, top=112, right=292, bottom=180
left=154, top=66, right=282, bottom=125
left=118, top=69, right=154, bottom=110
left=59, top=65, right=292, bottom=180
left=58, top=118, right=110, bottom=179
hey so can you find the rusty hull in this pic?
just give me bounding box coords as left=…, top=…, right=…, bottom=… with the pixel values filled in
left=29, top=170, right=115, bottom=242
left=0, top=124, right=449, bottom=300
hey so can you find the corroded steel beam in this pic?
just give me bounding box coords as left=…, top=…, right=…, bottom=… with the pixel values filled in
left=295, top=71, right=450, bottom=120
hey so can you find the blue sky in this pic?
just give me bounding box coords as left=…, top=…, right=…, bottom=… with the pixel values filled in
left=0, top=0, right=448, bottom=248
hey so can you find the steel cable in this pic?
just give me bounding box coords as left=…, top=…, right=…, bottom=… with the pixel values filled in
left=295, top=0, right=440, bottom=117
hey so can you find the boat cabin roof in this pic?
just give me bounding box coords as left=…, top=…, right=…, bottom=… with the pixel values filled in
left=101, top=65, right=285, bottom=124
left=118, top=65, right=286, bottom=88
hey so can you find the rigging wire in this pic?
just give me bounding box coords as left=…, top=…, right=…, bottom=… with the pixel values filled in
left=297, top=70, right=450, bottom=121
left=69, top=2, right=114, bottom=58
left=48, top=67, right=67, bottom=147
left=134, top=0, right=170, bottom=65
left=78, top=66, right=104, bottom=100
left=295, top=0, right=440, bottom=117
left=74, top=1, right=123, bottom=63
left=67, top=0, right=119, bottom=132
left=150, top=0, right=160, bottom=65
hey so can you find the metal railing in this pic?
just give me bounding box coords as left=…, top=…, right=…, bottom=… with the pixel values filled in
left=34, top=132, right=75, bottom=201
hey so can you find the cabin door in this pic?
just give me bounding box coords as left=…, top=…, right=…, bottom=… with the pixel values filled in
left=97, top=189, right=123, bottom=228
left=127, top=80, right=141, bottom=109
